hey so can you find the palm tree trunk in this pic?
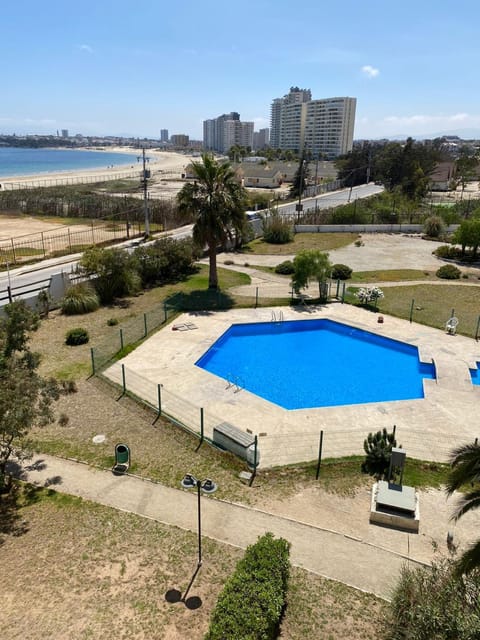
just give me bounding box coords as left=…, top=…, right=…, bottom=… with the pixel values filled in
left=208, top=244, right=218, bottom=289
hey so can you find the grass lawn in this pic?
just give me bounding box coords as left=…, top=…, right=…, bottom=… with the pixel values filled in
left=349, top=269, right=437, bottom=283
left=374, top=284, right=480, bottom=337
left=242, top=232, right=358, bottom=255
left=0, top=486, right=385, bottom=640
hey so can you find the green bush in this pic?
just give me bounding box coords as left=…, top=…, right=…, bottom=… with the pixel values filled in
left=331, top=263, right=352, bottom=280
left=134, top=237, right=196, bottom=287
left=386, top=558, right=480, bottom=640
left=107, top=318, right=118, bottom=326
left=205, top=532, right=290, bottom=640
left=61, top=282, right=100, bottom=315
left=433, top=245, right=461, bottom=259
left=65, top=328, right=89, bottom=346
left=423, top=215, right=445, bottom=238
left=262, top=212, right=293, bottom=244
left=79, top=247, right=141, bottom=304
left=362, top=427, right=397, bottom=478
left=436, top=264, right=461, bottom=279
left=274, top=260, right=295, bottom=275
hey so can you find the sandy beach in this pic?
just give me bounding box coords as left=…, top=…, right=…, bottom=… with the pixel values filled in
left=0, top=148, right=190, bottom=188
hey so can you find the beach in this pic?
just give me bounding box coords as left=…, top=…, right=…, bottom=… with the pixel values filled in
left=0, top=148, right=189, bottom=189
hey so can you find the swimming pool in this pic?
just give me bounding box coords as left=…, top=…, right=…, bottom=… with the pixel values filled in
left=195, top=319, right=436, bottom=410
left=470, top=363, right=480, bottom=385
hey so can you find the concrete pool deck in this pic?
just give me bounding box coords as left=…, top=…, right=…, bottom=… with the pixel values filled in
left=104, top=303, right=480, bottom=468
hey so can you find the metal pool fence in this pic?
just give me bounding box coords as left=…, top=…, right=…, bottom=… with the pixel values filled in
left=99, top=361, right=477, bottom=468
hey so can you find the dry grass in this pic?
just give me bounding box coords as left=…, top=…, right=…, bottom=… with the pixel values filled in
left=0, top=487, right=386, bottom=640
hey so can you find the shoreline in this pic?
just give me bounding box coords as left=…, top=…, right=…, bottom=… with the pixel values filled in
left=0, top=148, right=189, bottom=186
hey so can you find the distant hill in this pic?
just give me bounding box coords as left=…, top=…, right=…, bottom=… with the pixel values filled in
left=367, top=128, right=480, bottom=142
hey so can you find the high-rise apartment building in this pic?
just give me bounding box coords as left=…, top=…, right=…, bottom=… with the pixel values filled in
left=253, top=128, right=270, bottom=150
left=61, top=129, right=69, bottom=138
left=270, top=87, right=311, bottom=149
left=270, top=88, right=356, bottom=158
left=203, top=112, right=253, bottom=153
left=160, top=129, right=169, bottom=142
left=170, top=134, right=189, bottom=146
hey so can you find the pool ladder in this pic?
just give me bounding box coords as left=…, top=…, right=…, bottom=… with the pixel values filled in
left=226, top=374, right=244, bottom=393
left=271, top=310, right=284, bottom=323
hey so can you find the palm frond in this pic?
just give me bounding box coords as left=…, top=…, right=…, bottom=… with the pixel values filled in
left=451, top=490, right=480, bottom=521
left=454, top=538, right=480, bottom=576
left=445, top=442, right=480, bottom=496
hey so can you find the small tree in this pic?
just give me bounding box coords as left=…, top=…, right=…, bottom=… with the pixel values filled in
left=423, top=215, right=445, bottom=238
left=0, top=301, right=61, bottom=492
left=291, top=249, right=331, bottom=299
left=289, top=156, right=309, bottom=199
left=362, top=427, right=397, bottom=478
left=78, top=246, right=141, bottom=304
left=355, top=286, right=384, bottom=306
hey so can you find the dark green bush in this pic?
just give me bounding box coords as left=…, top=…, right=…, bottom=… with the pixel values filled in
left=107, top=318, right=118, bottom=326
left=79, top=247, right=141, bottom=304
left=436, top=264, right=461, bottom=279
left=61, top=282, right=100, bottom=315
left=386, top=558, right=480, bottom=640
left=275, top=260, right=295, bottom=275
left=65, top=327, right=89, bottom=346
left=134, top=237, right=196, bottom=287
left=205, top=532, right=290, bottom=640
left=331, top=263, right=352, bottom=280
left=362, top=427, right=397, bottom=478
left=262, top=212, right=293, bottom=244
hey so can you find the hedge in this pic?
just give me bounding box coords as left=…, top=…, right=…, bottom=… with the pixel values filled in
left=205, top=532, right=290, bottom=640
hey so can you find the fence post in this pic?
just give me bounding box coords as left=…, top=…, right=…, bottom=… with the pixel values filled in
left=41, top=231, right=46, bottom=258
left=67, top=229, right=72, bottom=252
left=157, top=383, right=162, bottom=417
left=91, top=222, right=95, bottom=245
left=475, top=316, right=480, bottom=341
left=121, top=364, right=126, bottom=396
left=10, top=239, right=16, bottom=265
left=200, top=408, right=204, bottom=445
left=315, top=430, right=324, bottom=480
left=409, top=299, right=415, bottom=323
left=144, top=313, right=148, bottom=337
left=90, top=348, right=96, bottom=376
left=7, top=285, right=12, bottom=303
left=341, top=282, right=346, bottom=303
left=119, top=328, right=124, bottom=351
left=255, top=287, right=258, bottom=309
left=163, top=302, right=168, bottom=323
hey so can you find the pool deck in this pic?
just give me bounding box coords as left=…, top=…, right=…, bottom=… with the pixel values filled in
left=104, top=304, right=480, bottom=468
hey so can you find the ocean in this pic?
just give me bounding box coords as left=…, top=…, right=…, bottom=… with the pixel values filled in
left=0, top=147, right=137, bottom=178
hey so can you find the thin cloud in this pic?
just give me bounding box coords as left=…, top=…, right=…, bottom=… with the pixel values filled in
left=78, top=44, right=94, bottom=54
left=361, top=65, right=379, bottom=78
left=384, top=113, right=472, bottom=126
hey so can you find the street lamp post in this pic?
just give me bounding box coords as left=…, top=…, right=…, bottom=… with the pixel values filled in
left=181, top=474, right=217, bottom=567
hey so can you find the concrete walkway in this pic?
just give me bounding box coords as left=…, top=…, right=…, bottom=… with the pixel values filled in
left=19, top=453, right=424, bottom=601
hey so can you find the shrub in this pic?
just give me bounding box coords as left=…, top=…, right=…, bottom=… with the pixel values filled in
left=65, top=328, right=89, bottom=346
left=205, top=532, right=290, bottom=640
left=433, top=245, right=461, bottom=259
left=385, top=557, right=480, bottom=640
left=362, top=427, right=397, bottom=478
left=134, top=237, right=195, bottom=287
left=423, top=215, right=445, bottom=238
left=58, top=413, right=69, bottom=427
left=275, top=260, right=295, bottom=275
left=107, top=318, right=119, bottom=326
left=355, top=286, right=384, bottom=305
left=331, top=263, right=352, bottom=280
left=79, top=246, right=141, bottom=304
left=61, top=380, right=78, bottom=394
left=61, top=282, right=100, bottom=315
left=262, top=211, right=293, bottom=244
left=436, top=264, right=461, bottom=279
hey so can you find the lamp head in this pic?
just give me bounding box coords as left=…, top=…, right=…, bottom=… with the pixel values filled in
left=200, top=478, right=217, bottom=494
left=181, top=473, right=197, bottom=489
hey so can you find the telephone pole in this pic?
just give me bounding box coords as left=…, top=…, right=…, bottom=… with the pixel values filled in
left=138, top=148, right=150, bottom=237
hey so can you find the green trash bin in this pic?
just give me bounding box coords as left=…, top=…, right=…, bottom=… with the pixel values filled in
left=114, top=443, right=130, bottom=472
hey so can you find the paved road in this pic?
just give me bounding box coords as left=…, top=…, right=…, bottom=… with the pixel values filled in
left=273, top=183, right=383, bottom=217
left=18, top=453, right=425, bottom=600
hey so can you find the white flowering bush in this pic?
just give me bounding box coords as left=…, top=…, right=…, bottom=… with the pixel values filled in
left=356, top=287, right=384, bottom=305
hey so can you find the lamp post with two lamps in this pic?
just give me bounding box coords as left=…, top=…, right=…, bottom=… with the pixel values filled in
left=180, top=474, right=217, bottom=568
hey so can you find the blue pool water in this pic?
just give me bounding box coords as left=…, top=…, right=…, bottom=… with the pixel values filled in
left=195, top=319, right=436, bottom=410
left=470, top=363, right=480, bottom=385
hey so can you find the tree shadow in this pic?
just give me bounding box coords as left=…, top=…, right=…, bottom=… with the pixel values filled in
left=0, top=484, right=29, bottom=546
left=166, top=290, right=235, bottom=312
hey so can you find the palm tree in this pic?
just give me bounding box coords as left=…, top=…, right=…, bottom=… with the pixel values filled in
left=446, top=441, right=480, bottom=575
left=177, top=154, right=247, bottom=289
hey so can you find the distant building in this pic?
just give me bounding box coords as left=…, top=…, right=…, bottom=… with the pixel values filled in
left=61, top=129, right=69, bottom=138
left=270, top=88, right=356, bottom=158
left=170, top=134, right=189, bottom=147
left=160, top=129, right=169, bottom=142
left=203, top=112, right=253, bottom=153
left=253, top=128, right=270, bottom=150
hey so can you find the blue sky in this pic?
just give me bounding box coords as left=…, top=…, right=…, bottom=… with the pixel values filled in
left=2, top=0, right=480, bottom=140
